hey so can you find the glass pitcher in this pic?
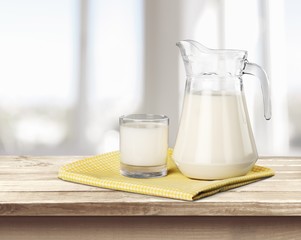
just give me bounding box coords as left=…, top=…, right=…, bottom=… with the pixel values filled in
left=173, top=40, right=271, bottom=180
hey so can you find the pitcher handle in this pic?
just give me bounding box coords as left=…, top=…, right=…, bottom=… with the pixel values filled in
left=243, top=61, right=272, bottom=120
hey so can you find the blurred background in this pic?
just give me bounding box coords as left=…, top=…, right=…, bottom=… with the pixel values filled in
left=0, top=0, right=300, bottom=156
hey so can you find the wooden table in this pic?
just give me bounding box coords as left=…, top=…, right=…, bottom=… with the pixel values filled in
left=0, top=156, right=300, bottom=240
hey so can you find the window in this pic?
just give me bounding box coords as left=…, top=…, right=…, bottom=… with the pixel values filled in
left=0, top=0, right=143, bottom=155
left=0, top=0, right=300, bottom=156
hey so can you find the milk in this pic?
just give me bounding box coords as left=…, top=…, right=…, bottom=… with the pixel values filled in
left=120, top=122, right=168, bottom=166
left=173, top=92, right=258, bottom=179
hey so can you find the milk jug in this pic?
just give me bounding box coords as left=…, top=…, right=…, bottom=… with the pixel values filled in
left=173, top=40, right=271, bottom=180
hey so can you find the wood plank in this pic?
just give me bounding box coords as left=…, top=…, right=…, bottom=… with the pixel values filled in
left=257, top=160, right=301, bottom=165
left=0, top=172, right=62, bottom=181
left=1, top=156, right=301, bottom=167
left=0, top=172, right=299, bottom=185
left=0, top=171, right=298, bottom=181
left=0, top=191, right=300, bottom=216
left=1, top=163, right=300, bottom=173
left=259, top=156, right=301, bottom=160
left=0, top=156, right=300, bottom=164
left=0, top=201, right=300, bottom=216
left=0, top=177, right=299, bottom=192
left=229, top=179, right=301, bottom=192
left=0, top=179, right=297, bottom=193
left=0, top=157, right=300, bottom=176
left=0, top=155, right=299, bottom=161
left=0, top=180, right=108, bottom=192
left=0, top=163, right=300, bottom=174
left=0, top=159, right=74, bottom=169
left=0, top=216, right=300, bottom=240
left=0, top=163, right=301, bottom=175
left=0, top=156, right=81, bottom=166
left=261, top=165, right=301, bottom=171
left=1, top=156, right=301, bottom=217
left=270, top=171, right=301, bottom=179
left=0, top=156, right=85, bottom=161
left=1, top=191, right=300, bottom=204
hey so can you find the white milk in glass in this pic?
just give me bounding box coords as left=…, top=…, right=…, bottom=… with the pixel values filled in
left=120, top=122, right=168, bottom=166
left=173, top=92, right=258, bottom=179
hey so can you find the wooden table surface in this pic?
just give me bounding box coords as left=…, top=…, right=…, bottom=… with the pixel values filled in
left=0, top=156, right=301, bottom=239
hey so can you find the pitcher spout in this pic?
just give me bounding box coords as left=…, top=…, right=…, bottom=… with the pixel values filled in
left=176, top=40, right=211, bottom=59
left=176, top=40, right=247, bottom=77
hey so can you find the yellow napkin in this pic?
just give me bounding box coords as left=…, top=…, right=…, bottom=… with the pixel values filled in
left=58, top=149, right=274, bottom=201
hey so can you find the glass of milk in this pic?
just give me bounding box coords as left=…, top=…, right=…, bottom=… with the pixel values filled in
left=119, top=114, right=169, bottom=178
